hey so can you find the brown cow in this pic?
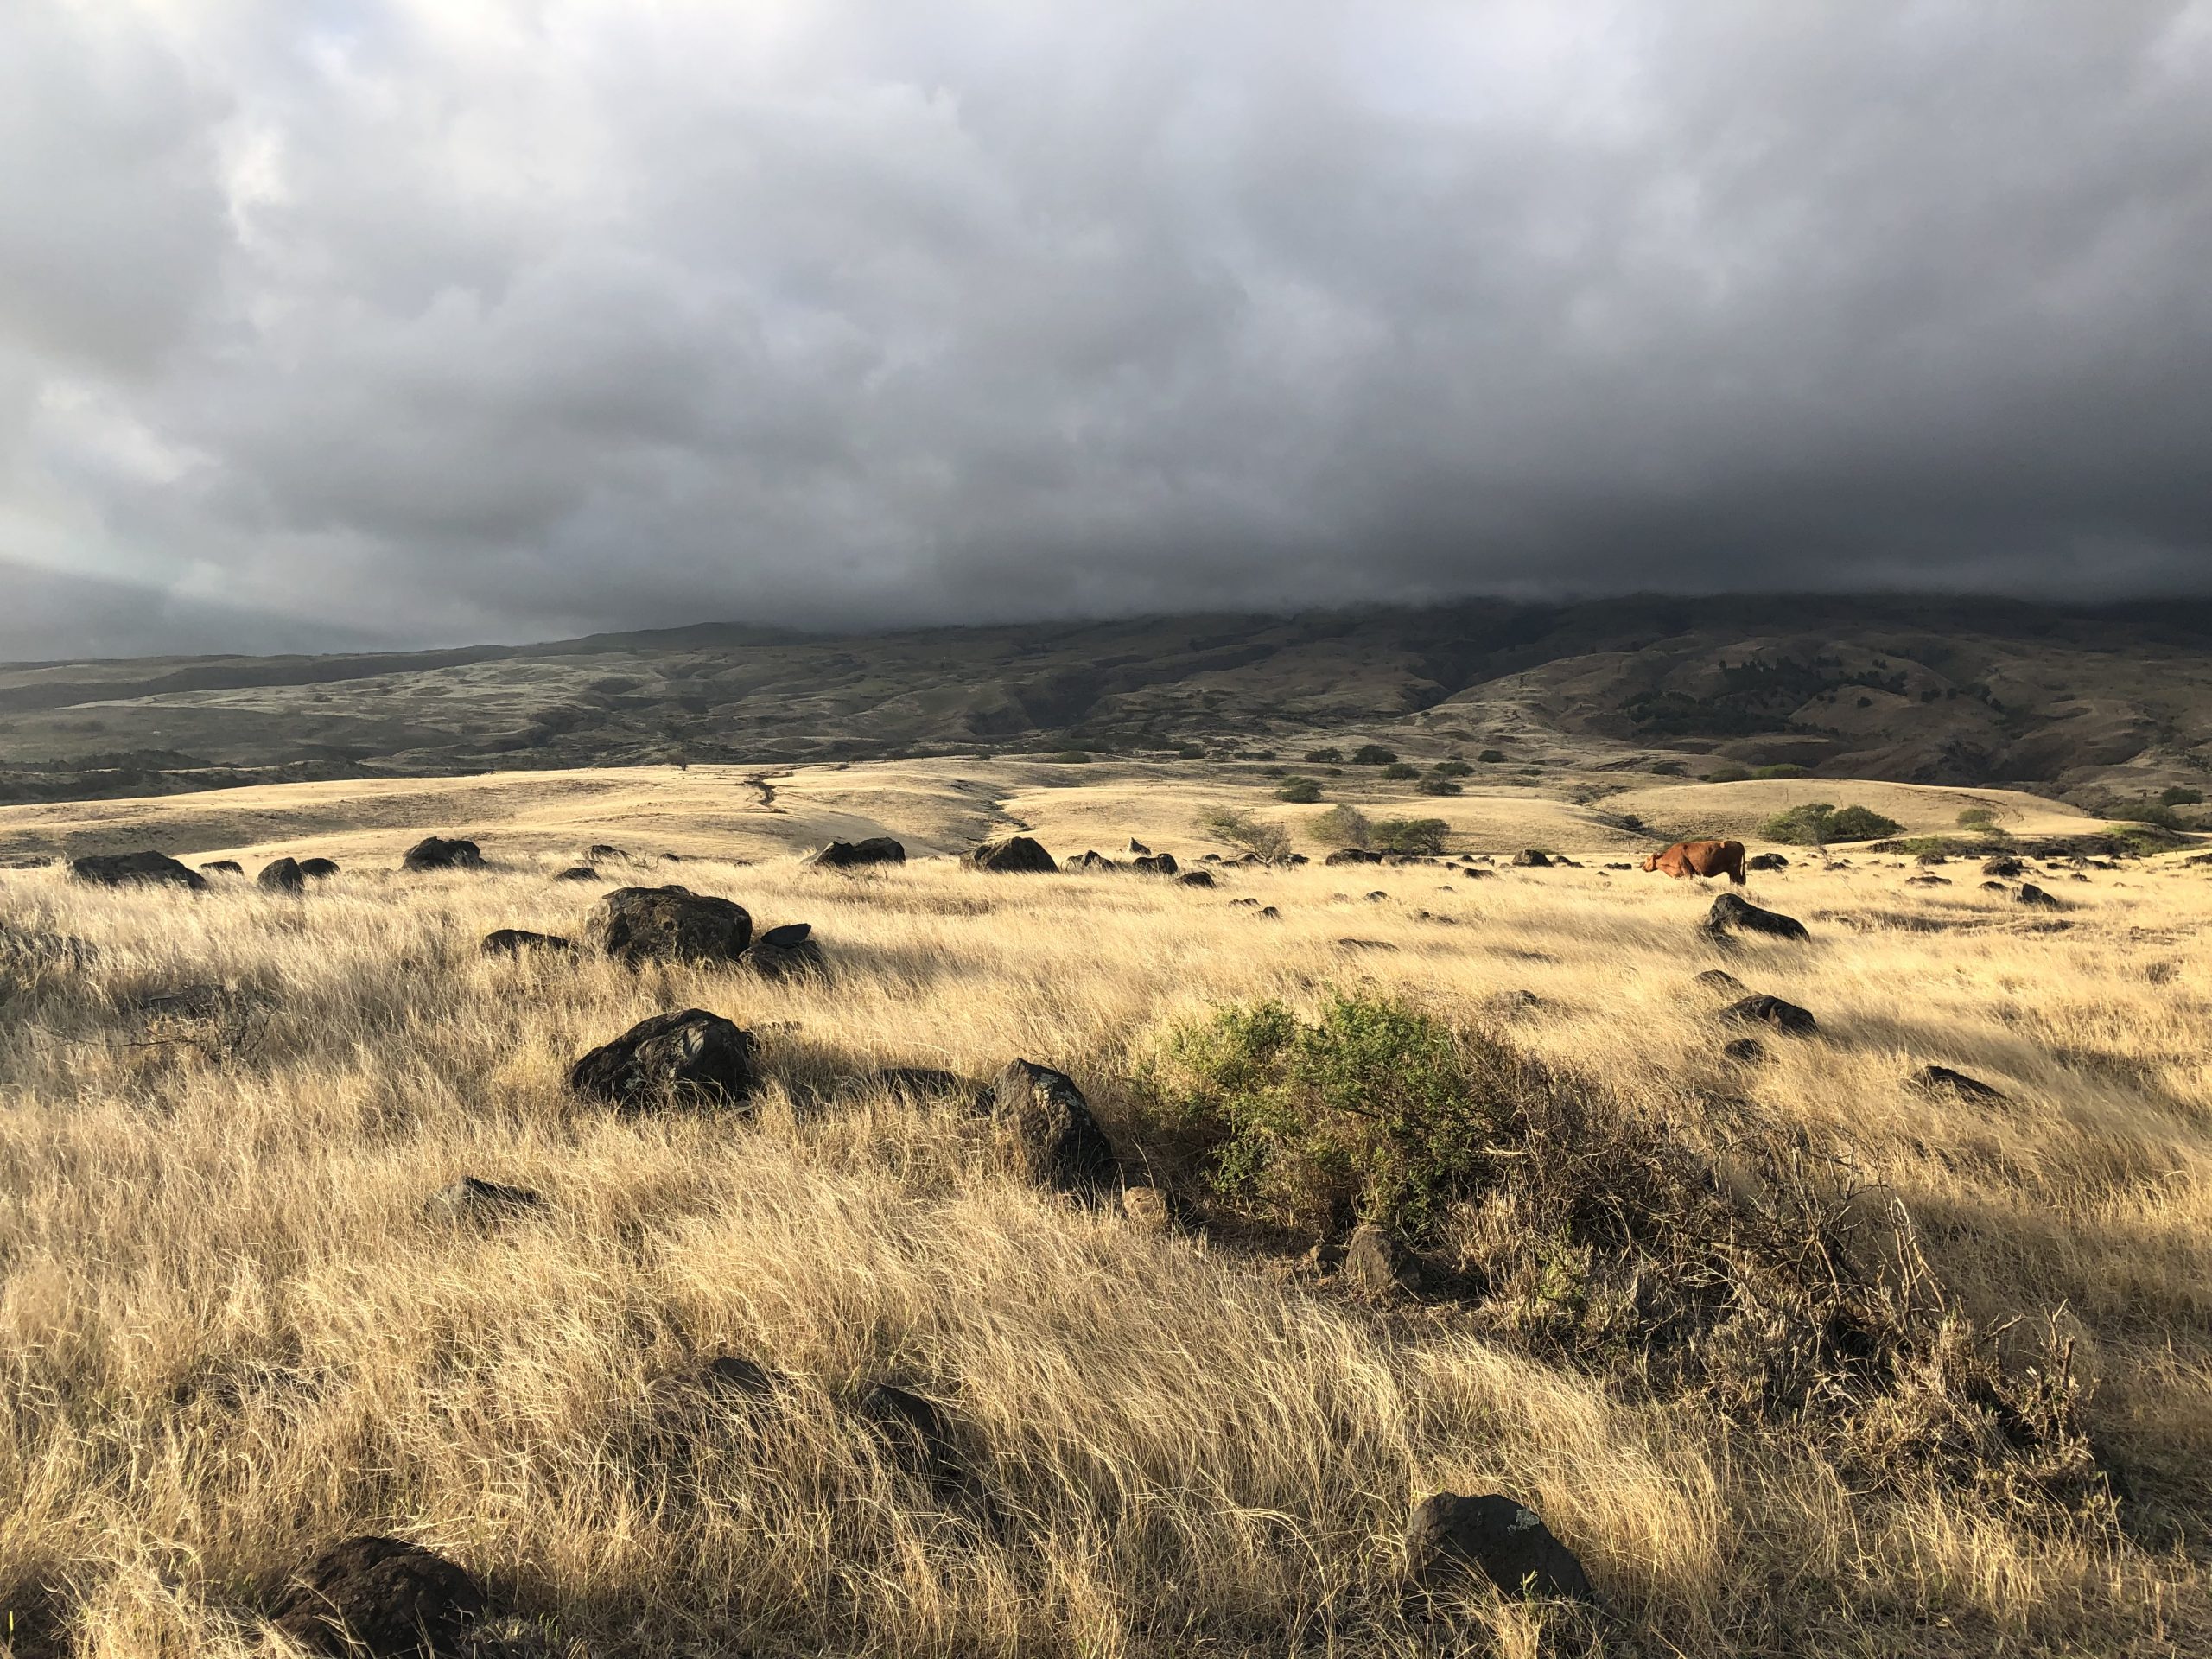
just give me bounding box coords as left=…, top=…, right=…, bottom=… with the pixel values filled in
left=1643, top=839, right=1747, bottom=886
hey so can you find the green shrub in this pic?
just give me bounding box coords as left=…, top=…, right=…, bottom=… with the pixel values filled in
left=1304, top=747, right=1343, bottom=764
left=1752, top=763, right=1810, bottom=779
left=2159, top=785, right=2202, bottom=807
left=1197, top=805, right=1292, bottom=863
left=1477, top=749, right=1507, bottom=763
left=1705, top=764, right=1751, bottom=783
left=2107, top=800, right=2183, bottom=830
left=1955, top=807, right=1997, bottom=830
left=1414, top=776, right=1463, bottom=796
left=1312, top=804, right=1371, bottom=849
left=1380, top=761, right=1420, bottom=780
left=1760, top=802, right=1905, bottom=845
left=1372, top=817, right=1450, bottom=855
left=1433, top=760, right=1474, bottom=778
left=1274, top=776, right=1322, bottom=804
left=1351, top=745, right=1399, bottom=766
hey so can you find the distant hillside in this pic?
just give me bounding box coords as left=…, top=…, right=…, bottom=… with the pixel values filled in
left=4, top=594, right=2211, bottom=808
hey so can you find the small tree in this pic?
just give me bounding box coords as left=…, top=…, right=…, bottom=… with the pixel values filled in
left=1956, top=806, right=1998, bottom=831
left=1478, top=749, right=1508, bottom=764
left=1381, top=761, right=1420, bottom=780
left=1351, top=744, right=1399, bottom=766
left=1372, top=817, right=1451, bottom=855
left=1305, top=747, right=1344, bottom=764
left=1198, top=805, right=1294, bottom=863
left=1760, top=803, right=1904, bottom=845
left=1313, top=804, right=1373, bottom=849
left=1415, top=776, right=1464, bottom=796
left=1275, top=776, right=1323, bottom=804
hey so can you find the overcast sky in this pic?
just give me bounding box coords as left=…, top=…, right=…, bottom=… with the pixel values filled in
left=3, top=1, right=2210, bottom=659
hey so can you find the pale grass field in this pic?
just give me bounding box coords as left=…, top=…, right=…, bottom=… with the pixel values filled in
left=3, top=811, right=2209, bottom=1656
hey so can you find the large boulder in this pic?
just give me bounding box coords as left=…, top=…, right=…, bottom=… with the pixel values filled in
left=69, top=850, right=206, bottom=892
left=299, top=857, right=341, bottom=880
left=200, top=860, right=245, bottom=876
left=588, top=885, right=752, bottom=966
left=257, top=857, right=305, bottom=893
left=1745, top=851, right=1789, bottom=871
left=1982, top=855, right=2024, bottom=877
left=270, top=1535, right=486, bottom=1658
left=967, top=836, right=1058, bottom=873
left=741, top=920, right=827, bottom=981
left=569, top=1008, right=760, bottom=1110
left=1065, top=849, right=1119, bottom=870
left=1703, top=893, right=1810, bottom=941
left=400, top=837, right=480, bottom=873
left=807, top=836, right=906, bottom=869
left=1402, top=1492, right=1595, bottom=1603
left=988, top=1060, right=1116, bottom=1198
left=1130, top=852, right=1179, bottom=876
left=2018, top=883, right=2064, bottom=909
left=1511, top=849, right=1552, bottom=868
left=1722, top=994, right=1818, bottom=1036
left=1179, top=869, right=1217, bottom=888
left=552, top=864, right=600, bottom=881
left=1324, top=848, right=1382, bottom=866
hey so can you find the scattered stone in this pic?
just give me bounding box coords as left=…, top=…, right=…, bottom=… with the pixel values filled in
left=400, top=836, right=481, bottom=873
left=1694, top=969, right=1745, bottom=995
left=299, top=858, right=340, bottom=880
left=1462, top=868, right=1494, bottom=880
left=2018, top=884, right=2063, bottom=909
left=1703, top=893, right=1810, bottom=941
left=988, top=1059, right=1116, bottom=1198
left=1342, top=1224, right=1414, bottom=1297
left=1913, top=1064, right=2007, bottom=1103
left=859, top=1383, right=969, bottom=1498
left=425, top=1176, right=544, bottom=1224
left=1067, top=849, right=1118, bottom=870
left=967, top=836, right=1058, bottom=873
left=1363, top=890, right=1389, bottom=902
left=1131, top=852, right=1180, bottom=875
left=257, top=857, right=306, bottom=893
left=1981, top=880, right=2010, bottom=892
left=1722, top=994, right=1817, bottom=1035
left=741, top=921, right=827, bottom=981
left=1230, top=896, right=1260, bottom=907
left=200, top=860, right=245, bottom=876
left=1178, top=869, right=1217, bottom=887
left=553, top=865, right=600, bottom=881
left=68, top=850, right=207, bottom=892
left=480, top=928, right=574, bottom=957
left=1257, top=906, right=1281, bottom=919
left=807, top=837, right=906, bottom=868
left=270, top=1535, right=486, bottom=1658
left=569, top=1009, right=761, bottom=1111
left=1128, top=839, right=1151, bottom=855
left=1915, top=851, right=1948, bottom=866
left=1982, top=856, right=2024, bottom=876
left=1335, top=938, right=1399, bottom=951
left=1721, top=1036, right=1769, bottom=1065
left=1402, top=1492, right=1596, bottom=1604
left=1511, top=849, right=1552, bottom=868
left=2068, top=873, right=2091, bottom=883
left=1324, top=848, right=1382, bottom=866
left=586, top=843, right=626, bottom=861
left=1905, top=874, right=1952, bottom=887
left=1745, top=852, right=1790, bottom=871
left=1553, top=856, right=1582, bottom=868
left=588, top=885, right=752, bottom=966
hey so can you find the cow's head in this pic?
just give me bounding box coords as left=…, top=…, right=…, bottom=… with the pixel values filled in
left=1640, top=852, right=1660, bottom=872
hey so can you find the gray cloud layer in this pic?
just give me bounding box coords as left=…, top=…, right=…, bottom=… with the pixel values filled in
left=3, top=1, right=2210, bottom=659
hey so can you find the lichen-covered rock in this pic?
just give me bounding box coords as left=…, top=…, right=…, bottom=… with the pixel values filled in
left=1402, top=1492, right=1595, bottom=1603
left=69, top=850, right=206, bottom=892
left=588, top=885, right=752, bottom=966
left=400, top=837, right=481, bottom=873
left=270, top=1535, right=486, bottom=1657
left=988, top=1059, right=1116, bottom=1197
left=569, top=1009, right=761, bottom=1111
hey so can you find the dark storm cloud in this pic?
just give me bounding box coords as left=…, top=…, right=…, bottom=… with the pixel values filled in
left=3, top=0, right=2210, bottom=657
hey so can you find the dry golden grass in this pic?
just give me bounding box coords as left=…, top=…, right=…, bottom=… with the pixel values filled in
left=2, top=766, right=2207, bottom=1656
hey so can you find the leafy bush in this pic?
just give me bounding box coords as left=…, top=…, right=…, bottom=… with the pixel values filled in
left=2106, top=800, right=2183, bottom=830
left=1351, top=745, right=1398, bottom=766
left=1753, top=763, right=1810, bottom=779
left=1760, top=802, right=1905, bottom=845
left=1414, top=776, right=1463, bottom=797
left=1477, top=749, right=1507, bottom=763
left=1274, top=776, right=1322, bottom=804
left=1311, top=804, right=1371, bottom=849
left=1380, top=762, right=1420, bottom=780
left=1956, top=807, right=1998, bottom=830
left=1303, top=747, right=1343, bottom=764
left=1372, top=817, right=1450, bottom=854
left=1433, top=760, right=1474, bottom=777
left=1196, top=805, right=1292, bottom=863
left=1705, top=764, right=1751, bottom=783
left=2161, top=785, right=2203, bottom=806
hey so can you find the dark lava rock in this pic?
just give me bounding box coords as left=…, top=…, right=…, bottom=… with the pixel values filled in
left=1128, top=839, right=1151, bottom=855
left=424, top=1176, right=544, bottom=1224
left=1511, top=849, right=1553, bottom=868
left=1981, top=880, right=2010, bottom=892
left=200, top=860, right=245, bottom=876
left=69, top=850, right=207, bottom=892
left=400, top=836, right=481, bottom=873
left=1745, top=852, right=1790, bottom=871
left=808, top=836, right=906, bottom=869
left=585, top=843, right=626, bottom=861
left=1179, top=869, right=1216, bottom=887
left=1721, top=1036, right=1769, bottom=1065
left=988, top=1059, right=1116, bottom=1198
left=2018, top=883, right=2064, bottom=908
left=299, top=857, right=340, bottom=880
left=1067, top=849, right=1118, bottom=870
left=257, top=857, right=306, bottom=893
left=1324, top=848, right=1382, bottom=866
left=1230, top=896, right=1259, bottom=907
left=480, top=928, right=573, bottom=957
left=1343, top=1224, right=1414, bottom=1297
left=1722, top=994, right=1818, bottom=1035
left=1402, top=1492, right=1596, bottom=1604
left=1131, top=852, right=1179, bottom=875
left=1915, top=1064, right=2007, bottom=1103
left=967, top=836, right=1058, bottom=873
left=1363, top=890, right=1389, bottom=902
left=569, top=1008, right=761, bottom=1111
left=270, top=1535, right=486, bottom=1658
left=588, top=885, right=752, bottom=966
left=552, top=865, right=600, bottom=881
left=1905, top=874, right=1952, bottom=887
left=1704, top=893, right=1810, bottom=941
left=698, top=1353, right=779, bottom=1400
left=1915, top=851, right=1948, bottom=866
left=741, top=921, right=826, bottom=981
left=1694, top=969, right=1745, bottom=995
left=1982, top=856, right=2024, bottom=876
left=860, top=1384, right=969, bottom=1498
left=1257, top=905, right=1281, bottom=919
